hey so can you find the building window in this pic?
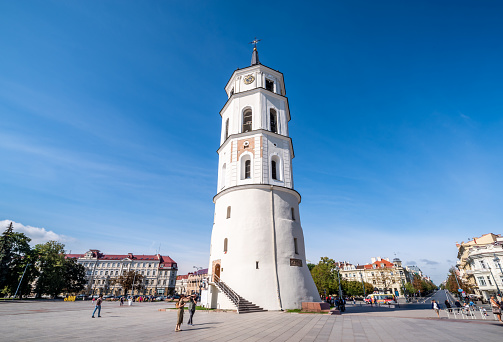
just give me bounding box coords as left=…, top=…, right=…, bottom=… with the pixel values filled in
left=480, top=260, right=486, bottom=269
left=270, top=109, right=277, bottom=133
left=226, top=206, right=231, bottom=219
left=478, top=276, right=487, bottom=286
left=271, top=160, right=277, bottom=180
left=245, top=160, right=251, bottom=179
left=225, top=119, right=229, bottom=139
left=487, top=276, right=493, bottom=286
left=270, top=155, right=281, bottom=181
left=224, top=238, right=228, bottom=253
left=294, top=238, right=298, bottom=254
left=266, top=79, right=274, bottom=92
left=256, top=261, right=259, bottom=269
left=242, top=109, right=252, bottom=132
left=291, top=208, right=295, bottom=221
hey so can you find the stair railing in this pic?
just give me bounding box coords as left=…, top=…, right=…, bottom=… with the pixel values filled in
left=212, top=274, right=240, bottom=313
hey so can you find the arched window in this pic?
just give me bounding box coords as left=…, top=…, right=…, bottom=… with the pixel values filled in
left=226, top=206, right=231, bottom=219
left=225, top=119, right=229, bottom=140
left=224, top=238, right=228, bottom=253
left=270, top=155, right=281, bottom=181
left=245, top=160, right=251, bottom=179
left=291, top=207, right=295, bottom=221
left=240, top=154, right=253, bottom=180
left=242, top=108, right=252, bottom=132
left=270, top=109, right=277, bottom=133
left=220, top=164, right=226, bottom=189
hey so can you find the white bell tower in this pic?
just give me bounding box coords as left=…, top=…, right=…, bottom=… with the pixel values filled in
left=206, top=45, right=320, bottom=311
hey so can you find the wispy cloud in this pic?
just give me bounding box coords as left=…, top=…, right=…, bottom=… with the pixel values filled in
left=0, top=220, right=74, bottom=245
left=420, top=259, right=439, bottom=265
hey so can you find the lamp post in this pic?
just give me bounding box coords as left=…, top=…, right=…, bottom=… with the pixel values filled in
left=359, top=272, right=366, bottom=298
left=193, top=266, right=203, bottom=298
left=14, top=263, right=30, bottom=298
left=131, top=272, right=137, bottom=297
left=488, top=265, right=501, bottom=297
left=400, top=276, right=407, bottom=303
left=453, top=266, right=463, bottom=300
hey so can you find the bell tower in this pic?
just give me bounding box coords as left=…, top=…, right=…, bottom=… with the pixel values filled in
left=207, top=44, right=320, bottom=311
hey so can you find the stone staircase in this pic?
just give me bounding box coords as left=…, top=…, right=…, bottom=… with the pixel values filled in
left=213, top=275, right=266, bottom=314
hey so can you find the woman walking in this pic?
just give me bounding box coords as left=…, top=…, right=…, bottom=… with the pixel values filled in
left=490, top=296, right=502, bottom=322
left=175, top=295, right=186, bottom=332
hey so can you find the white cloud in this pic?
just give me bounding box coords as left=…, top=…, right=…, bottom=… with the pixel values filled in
left=0, top=220, right=74, bottom=245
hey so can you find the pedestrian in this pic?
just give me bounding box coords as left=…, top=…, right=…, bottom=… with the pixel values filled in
left=432, top=300, right=440, bottom=318
left=120, top=296, right=124, bottom=306
left=490, top=296, right=502, bottom=322
left=454, top=300, right=461, bottom=308
left=444, top=300, right=452, bottom=312
left=187, top=295, right=196, bottom=326
left=175, top=294, right=186, bottom=332
left=128, top=296, right=133, bottom=306
left=92, top=294, right=103, bottom=318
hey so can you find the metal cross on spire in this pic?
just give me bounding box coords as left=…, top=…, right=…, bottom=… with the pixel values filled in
left=249, top=37, right=261, bottom=49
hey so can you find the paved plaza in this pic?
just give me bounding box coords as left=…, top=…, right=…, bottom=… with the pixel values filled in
left=0, top=300, right=501, bottom=342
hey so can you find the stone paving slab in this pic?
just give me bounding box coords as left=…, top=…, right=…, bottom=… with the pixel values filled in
left=0, top=300, right=501, bottom=342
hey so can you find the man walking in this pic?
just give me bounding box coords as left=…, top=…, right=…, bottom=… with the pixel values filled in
left=432, top=300, right=440, bottom=318
left=92, top=294, right=103, bottom=318
left=187, top=295, right=197, bottom=326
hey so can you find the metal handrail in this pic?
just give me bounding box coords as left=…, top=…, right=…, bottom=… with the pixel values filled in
left=212, top=274, right=240, bottom=313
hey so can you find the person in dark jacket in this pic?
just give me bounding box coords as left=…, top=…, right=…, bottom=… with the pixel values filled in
left=187, top=295, right=197, bottom=326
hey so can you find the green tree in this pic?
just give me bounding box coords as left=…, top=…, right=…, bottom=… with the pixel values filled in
left=0, top=222, right=15, bottom=291
left=445, top=267, right=474, bottom=295
left=0, top=223, right=36, bottom=297
left=404, top=282, right=416, bottom=296
left=307, top=263, right=316, bottom=271
left=310, top=257, right=338, bottom=296
left=62, top=258, right=87, bottom=294
left=112, top=270, right=144, bottom=295
left=34, top=241, right=66, bottom=298
left=342, top=280, right=374, bottom=297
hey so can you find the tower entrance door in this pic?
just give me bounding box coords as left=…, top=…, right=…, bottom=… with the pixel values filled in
left=212, top=259, right=221, bottom=281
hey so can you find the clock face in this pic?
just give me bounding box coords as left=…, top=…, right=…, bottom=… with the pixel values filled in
left=243, top=74, right=255, bottom=85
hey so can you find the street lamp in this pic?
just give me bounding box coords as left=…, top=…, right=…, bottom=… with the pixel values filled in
left=359, top=272, right=366, bottom=298
left=14, top=263, right=30, bottom=298
left=494, top=254, right=503, bottom=274
left=194, top=266, right=203, bottom=298
left=488, top=265, right=501, bottom=297
left=131, top=272, right=137, bottom=297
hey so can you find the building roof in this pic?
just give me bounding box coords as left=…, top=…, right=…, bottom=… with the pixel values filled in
left=363, top=259, right=394, bottom=269
left=65, top=250, right=177, bottom=269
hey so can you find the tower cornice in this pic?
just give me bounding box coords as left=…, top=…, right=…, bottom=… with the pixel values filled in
left=224, top=64, right=284, bottom=94
left=213, top=184, right=302, bottom=204
left=216, top=129, right=295, bottom=159
left=219, top=87, right=291, bottom=122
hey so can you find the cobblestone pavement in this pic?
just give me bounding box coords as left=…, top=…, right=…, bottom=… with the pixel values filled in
left=0, top=300, right=501, bottom=341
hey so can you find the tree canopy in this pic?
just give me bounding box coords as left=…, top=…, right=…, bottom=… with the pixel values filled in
left=0, top=223, right=87, bottom=298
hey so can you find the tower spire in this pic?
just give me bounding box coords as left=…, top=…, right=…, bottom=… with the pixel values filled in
left=249, top=37, right=261, bottom=65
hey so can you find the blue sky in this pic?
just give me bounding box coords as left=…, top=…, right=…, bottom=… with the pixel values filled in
left=1, top=1, right=503, bottom=285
